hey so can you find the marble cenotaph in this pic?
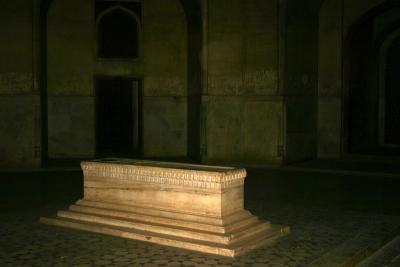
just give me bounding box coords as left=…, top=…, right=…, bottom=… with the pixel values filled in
left=40, top=158, right=289, bottom=257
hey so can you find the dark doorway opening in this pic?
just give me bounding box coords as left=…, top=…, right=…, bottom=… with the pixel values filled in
left=347, top=20, right=376, bottom=154
left=180, top=0, right=203, bottom=162
left=384, top=36, right=400, bottom=145
left=97, top=8, right=139, bottom=59
left=95, top=77, right=142, bottom=157
left=345, top=4, right=400, bottom=157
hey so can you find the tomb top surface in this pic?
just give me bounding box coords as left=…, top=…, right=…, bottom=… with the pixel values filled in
left=86, top=158, right=241, bottom=173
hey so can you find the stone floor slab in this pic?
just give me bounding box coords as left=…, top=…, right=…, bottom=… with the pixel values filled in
left=1, top=202, right=399, bottom=266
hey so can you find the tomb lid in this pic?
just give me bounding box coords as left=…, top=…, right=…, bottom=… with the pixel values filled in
left=88, top=158, right=240, bottom=173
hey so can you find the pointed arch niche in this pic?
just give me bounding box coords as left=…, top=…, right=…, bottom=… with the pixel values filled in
left=318, top=0, right=400, bottom=158
left=96, top=5, right=141, bottom=59
left=378, top=28, right=400, bottom=148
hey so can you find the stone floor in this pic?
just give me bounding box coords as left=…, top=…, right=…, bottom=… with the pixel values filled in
left=358, top=234, right=400, bottom=267
left=0, top=201, right=399, bottom=267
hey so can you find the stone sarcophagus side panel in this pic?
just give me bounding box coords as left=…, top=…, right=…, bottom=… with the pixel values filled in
left=41, top=158, right=289, bottom=257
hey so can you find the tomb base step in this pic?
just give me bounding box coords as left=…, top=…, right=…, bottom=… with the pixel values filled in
left=55, top=210, right=269, bottom=245
left=76, top=199, right=253, bottom=226
left=40, top=214, right=290, bottom=257
left=69, top=200, right=260, bottom=234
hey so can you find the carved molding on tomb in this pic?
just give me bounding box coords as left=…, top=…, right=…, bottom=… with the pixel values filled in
left=82, top=160, right=246, bottom=191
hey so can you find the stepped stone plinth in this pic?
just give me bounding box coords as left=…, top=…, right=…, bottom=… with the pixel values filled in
left=40, top=158, right=289, bottom=257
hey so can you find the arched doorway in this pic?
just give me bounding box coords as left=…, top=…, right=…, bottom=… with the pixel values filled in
left=40, top=0, right=204, bottom=164
left=345, top=3, right=400, bottom=156
left=378, top=28, right=400, bottom=149
left=96, top=6, right=141, bottom=59
left=180, top=0, right=203, bottom=161
left=94, top=4, right=143, bottom=157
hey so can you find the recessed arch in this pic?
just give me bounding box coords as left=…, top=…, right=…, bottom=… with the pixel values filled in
left=39, top=0, right=54, bottom=165
left=179, top=0, right=203, bottom=161
left=96, top=5, right=141, bottom=59
left=378, top=27, right=400, bottom=147
left=343, top=2, right=400, bottom=155
left=39, top=0, right=204, bottom=162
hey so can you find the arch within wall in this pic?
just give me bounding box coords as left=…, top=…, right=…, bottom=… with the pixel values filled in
left=179, top=0, right=203, bottom=161
left=378, top=28, right=400, bottom=147
left=96, top=6, right=141, bottom=59
left=43, top=0, right=195, bottom=161
left=318, top=0, right=387, bottom=158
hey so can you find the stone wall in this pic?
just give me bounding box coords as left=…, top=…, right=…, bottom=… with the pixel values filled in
left=203, top=0, right=284, bottom=164
left=47, top=0, right=188, bottom=158
left=284, top=0, right=320, bottom=162
left=142, top=0, right=187, bottom=157
left=318, top=0, right=343, bottom=158
left=1, top=0, right=395, bottom=167
left=47, top=0, right=94, bottom=158
left=318, top=0, right=388, bottom=158
left=0, top=0, right=40, bottom=167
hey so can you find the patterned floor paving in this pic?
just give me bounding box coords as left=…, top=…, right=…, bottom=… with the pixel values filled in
left=358, top=234, right=400, bottom=267
left=0, top=201, right=399, bottom=267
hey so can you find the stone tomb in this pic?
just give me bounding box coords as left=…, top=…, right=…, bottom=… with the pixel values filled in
left=40, top=159, right=289, bottom=257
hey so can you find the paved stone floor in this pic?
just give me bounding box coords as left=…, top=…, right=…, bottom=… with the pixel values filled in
left=358, top=235, right=400, bottom=267
left=1, top=201, right=399, bottom=267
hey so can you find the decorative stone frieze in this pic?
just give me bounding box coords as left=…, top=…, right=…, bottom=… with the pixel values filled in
left=82, top=159, right=246, bottom=191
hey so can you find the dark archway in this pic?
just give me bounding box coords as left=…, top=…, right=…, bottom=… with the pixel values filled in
left=384, top=35, right=400, bottom=146
left=180, top=0, right=203, bottom=161
left=344, top=2, right=400, bottom=156
left=96, top=7, right=140, bottom=59
left=374, top=23, right=400, bottom=150
left=39, top=0, right=53, bottom=165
